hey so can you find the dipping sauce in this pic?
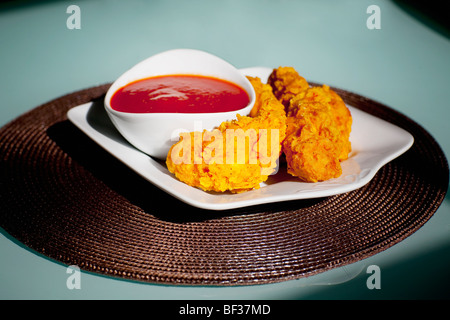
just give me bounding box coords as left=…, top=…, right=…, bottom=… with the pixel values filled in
left=110, top=75, right=250, bottom=114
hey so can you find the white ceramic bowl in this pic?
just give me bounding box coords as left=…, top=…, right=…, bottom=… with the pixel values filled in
left=104, top=49, right=256, bottom=159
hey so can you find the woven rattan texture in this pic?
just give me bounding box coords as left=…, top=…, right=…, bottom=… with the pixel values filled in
left=0, top=84, right=448, bottom=286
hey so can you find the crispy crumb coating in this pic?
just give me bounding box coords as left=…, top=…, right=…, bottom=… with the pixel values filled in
left=267, top=66, right=310, bottom=109
left=166, top=76, right=287, bottom=193
left=289, top=85, right=352, bottom=162
left=268, top=67, right=352, bottom=182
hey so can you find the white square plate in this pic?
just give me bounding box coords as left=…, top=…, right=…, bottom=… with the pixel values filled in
left=67, top=67, right=414, bottom=210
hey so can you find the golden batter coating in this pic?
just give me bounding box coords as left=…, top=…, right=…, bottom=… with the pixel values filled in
left=267, top=66, right=309, bottom=109
left=166, top=76, right=286, bottom=193
left=268, top=67, right=352, bottom=182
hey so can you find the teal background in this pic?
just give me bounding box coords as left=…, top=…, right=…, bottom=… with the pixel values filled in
left=1, top=0, right=449, bottom=299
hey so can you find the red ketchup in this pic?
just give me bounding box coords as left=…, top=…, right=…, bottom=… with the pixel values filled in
left=110, top=75, right=250, bottom=114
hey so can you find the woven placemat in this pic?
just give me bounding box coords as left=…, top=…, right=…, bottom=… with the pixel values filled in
left=0, top=83, right=448, bottom=286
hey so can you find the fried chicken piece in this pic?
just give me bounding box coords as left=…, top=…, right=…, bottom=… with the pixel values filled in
left=267, top=66, right=352, bottom=182
left=166, top=76, right=287, bottom=193
left=267, top=66, right=309, bottom=109
left=289, top=85, right=352, bottom=161
left=283, top=98, right=342, bottom=182
left=282, top=85, right=352, bottom=182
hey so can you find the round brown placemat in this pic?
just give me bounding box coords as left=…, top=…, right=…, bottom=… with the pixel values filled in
left=0, top=84, right=448, bottom=286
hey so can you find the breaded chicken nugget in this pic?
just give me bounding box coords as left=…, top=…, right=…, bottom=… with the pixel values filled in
left=283, top=126, right=342, bottom=182
left=268, top=67, right=352, bottom=182
left=289, top=85, right=352, bottom=161
left=267, top=66, right=309, bottom=108
left=166, top=76, right=287, bottom=193
left=283, top=97, right=342, bottom=182
left=282, top=86, right=352, bottom=182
